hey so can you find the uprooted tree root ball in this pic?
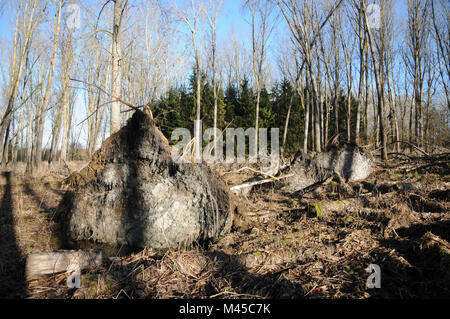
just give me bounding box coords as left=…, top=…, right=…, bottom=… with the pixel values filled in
left=61, top=110, right=234, bottom=249
left=282, top=144, right=374, bottom=193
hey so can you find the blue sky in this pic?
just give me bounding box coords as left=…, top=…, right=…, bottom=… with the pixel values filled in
left=0, top=0, right=418, bottom=149
left=0, top=0, right=409, bottom=85
left=0, top=0, right=253, bottom=147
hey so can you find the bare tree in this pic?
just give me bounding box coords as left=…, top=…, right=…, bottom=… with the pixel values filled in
left=430, top=0, right=449, bottom=112
left=278, top=40, right=301, bottom=151
left=246, top=0, right=276, bottom=158
left=351, top=0, right=367, bottom=145
left=175, top=0, right=204, bottom=161
left=206, top=0, right=224, bottom=159
left=0, top=0, right=42, bottom=166
left=406, top=0, right=430, bottom=148
left=276, top=0, right=344, bottom=152
left=33, top=0, right=63, bottom=169
left=339, top=8, right=356, bottom=143
left=110, top=0, right=128, bottom=135
left=361, top=0, right=388, bottom=160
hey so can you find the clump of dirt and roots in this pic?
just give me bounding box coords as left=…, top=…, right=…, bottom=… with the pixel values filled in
left=0, top=152, right=449, bottom=299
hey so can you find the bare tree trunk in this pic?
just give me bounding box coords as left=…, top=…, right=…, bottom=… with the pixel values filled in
left=362, top=0, right=387, bottom=160
left=339, top=15, right=355, bottom=144
left=355, top=4, right=365, bottom=145
left=0, top=0, right=40, bottom=166
left=60, top=63, right=74, bottom=162
left=25, top=86, right=34, bottom=175
left=303, top=79, right=310, bottom=153
left=311, top=92, right=315, bottom=151
left=194, top=35, right=201, bottom=162
left=324, top=73, right=330, bottom=145
left=176, top=2, right=203, bottom=162
left=408, top=0, right=429, bottom=149
left=110, top=0, right=127, bottom=135
left=33, top=0, right=62, bottom=169
left=387, top=73, right=399, bottom=152
left=248, top=0, right=273, bottom=159
left=282, top=93, right=294, bottom=150
left=207, top=0, right=223, bottom=160
left=310, top=71, right=321, bottom=152
left=364, top=43, right=369, bottom=143
left=60, top=88, right=70, bottom=162
left=409, top=91, right=414, bottom=151
left=334, top=87, right=339, bottom=138
left=13, top=103, right=25, bottom=165
left=48, top=106, right=62, bottom=164
left=431, top=0, right=450, bottom=112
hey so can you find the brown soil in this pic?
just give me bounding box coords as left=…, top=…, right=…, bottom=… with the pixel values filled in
left=0, top=154, right=448, bottom=299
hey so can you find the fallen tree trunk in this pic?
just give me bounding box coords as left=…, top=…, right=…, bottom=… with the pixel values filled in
left=26, top=249, right=104, bottom=279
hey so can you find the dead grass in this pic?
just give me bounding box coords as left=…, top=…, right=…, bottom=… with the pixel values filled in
left=0, top=154, right=449, bottom=299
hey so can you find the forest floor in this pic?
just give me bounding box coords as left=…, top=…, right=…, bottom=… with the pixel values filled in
left=0, top=154, right=449, bottom=299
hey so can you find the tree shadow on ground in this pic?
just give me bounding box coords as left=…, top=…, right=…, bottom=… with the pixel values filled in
left=374, top=219, right=450, bottom=298
left=0, top=172, right=26, bottom=298
left=23, top=183, right=51, bottom=211
left=25, top=182, right=66, bottom=249
left=203, top=251, right=305, bottom=298
left=106, top=249, right=307, bottom=299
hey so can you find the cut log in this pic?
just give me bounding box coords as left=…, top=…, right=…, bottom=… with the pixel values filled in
left=25, top=249, right=104, bottom=280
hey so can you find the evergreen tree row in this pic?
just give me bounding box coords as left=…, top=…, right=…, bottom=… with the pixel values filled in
left=153, top=70, right=360, bottom=155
